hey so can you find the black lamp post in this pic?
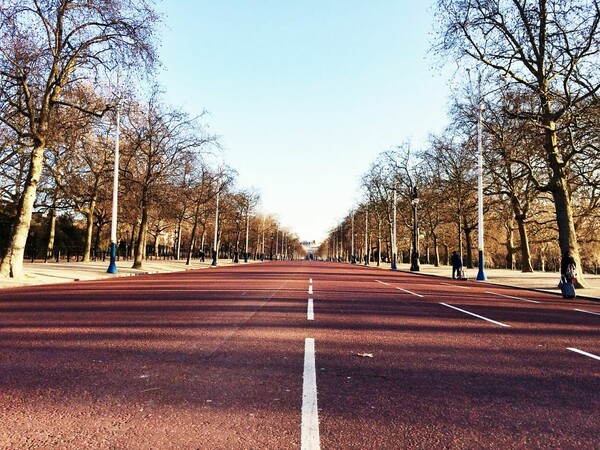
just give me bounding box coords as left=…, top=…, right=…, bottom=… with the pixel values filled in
left=410, top=187, right=420, bottom=272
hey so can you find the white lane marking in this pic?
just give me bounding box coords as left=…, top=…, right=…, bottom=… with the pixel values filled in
left=441, top=282, right=471, bottom=289
left=307, top=299, right=314, bottom=321
left=375, top=280, right=389, bottom=286
left=440, top=303, right=511, bottom=327
left=567, top=348, right=600, bottom=361
left=308, top=285, right=313, bottom=294
left=575, top=309, right=600, bottom=317
left=309, top=278, right=313, bottom=284
left=301, top=338, right=320, bottom=450
left=395, top=286, right=424, bottom=298
left=486, top=291, right=540, bottom=304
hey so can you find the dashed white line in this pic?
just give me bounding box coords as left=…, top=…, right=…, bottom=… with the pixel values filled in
left=308, top=285, right=313, bottom=294
left=301, top=338, right=320, bottom=450
left=307, top=299, right=314, bottom=321
left=567, top=348, right=600, bottom=361
left=574, top=308, right=600, bottom=317
left=375, top=280, right=389, bottom=286
left=395, top=286, right=424, bottom=298
left=486, top=291, right=541, bottom=304
left=440, top=302, right=511, bottom=327
left=441, top=282, right=471, bottom=289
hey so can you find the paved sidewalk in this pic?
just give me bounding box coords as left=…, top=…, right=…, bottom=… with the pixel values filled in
left=0, top=258, right=251, bottom=290
left=1, top=259, right=599, bottom=301
left=379, top=262, right=600, bottom=301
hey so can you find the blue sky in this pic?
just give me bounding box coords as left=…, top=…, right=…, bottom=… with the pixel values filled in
left=155, top=1, right=453, bottom=243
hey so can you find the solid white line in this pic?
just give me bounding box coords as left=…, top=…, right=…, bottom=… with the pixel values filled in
left=308, top=285, right=313, bottom=294
left=301, top=338, right=320, bottom=450
left=440, top=302, right=511, bottom=327
left=395, top=286, right=424, bottom=298
left=567, top=348, right=600, bottom=361
left=575, top=309, right=600, bottom=317
left=486, top=291, right=540, bottom=304
left=307, top=299, right=314, bottom=321
left=441, top=282, right=471, bottom=289
left=375, top=280, right=389, bottom=286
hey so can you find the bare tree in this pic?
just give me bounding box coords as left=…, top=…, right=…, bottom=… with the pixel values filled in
left=435, top=0, right=600, bottom=285
left=0, top=0, right=158, bottom=277
left=120, top=92, right=215, bottom=270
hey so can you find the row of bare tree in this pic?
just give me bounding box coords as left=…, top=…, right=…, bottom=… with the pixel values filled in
left=318, top=0, right=600, bottom=288
left=0, top=0, right=304, bottom=278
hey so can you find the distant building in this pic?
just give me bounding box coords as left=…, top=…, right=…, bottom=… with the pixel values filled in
left=301, top=240, right=320, bottom=259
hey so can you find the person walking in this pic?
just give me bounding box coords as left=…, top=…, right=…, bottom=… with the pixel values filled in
left=560, top=247, right=577, bottom=298
left=450, top=251, right=462, bottom=280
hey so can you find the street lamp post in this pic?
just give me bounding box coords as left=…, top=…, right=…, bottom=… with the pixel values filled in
left=476, top=101, right=488, bottom=280
left=261, top=215, right=265, bottom=261
left=107, top=102, right=120, bottom=274
left=211, top=190, right=219, bottom=266
left=410, top=187, right=420, bottom=272
left=364, top=208, right=369, bottom=266
left=244, top=208, right=249, bottom=263
left=339, top=225, right=343, bottom=262
left=391, top=184, right=398, bottom=270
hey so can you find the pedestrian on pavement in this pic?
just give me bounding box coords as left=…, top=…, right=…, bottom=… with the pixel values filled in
left=450, top=251, right=462, bottom=280
left=561, top=247, right=577, bottom=284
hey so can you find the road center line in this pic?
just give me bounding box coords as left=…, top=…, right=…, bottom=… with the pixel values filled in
left=567, top=347, right=600, bottom=361
left=395, top=286, right=424, bottom=298
left=307, top=299, right=314, bottom=321
left=574, top=308, right=600, bottom=317
left=308, top=285, right=313, bottom=294
left=375, top=280, right=389, bottom=286
left=486, top=291, right=540, bottom=304
left=301, top=338, right=320, bottom=450
left=440, top=302, right=511, bottom=327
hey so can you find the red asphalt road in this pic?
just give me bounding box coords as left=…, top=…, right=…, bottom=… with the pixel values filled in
left=0, top=261, right=598, bottom=449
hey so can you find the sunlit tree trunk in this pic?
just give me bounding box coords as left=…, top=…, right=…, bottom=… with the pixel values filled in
left=0, top=144, right=45, bottom=278
left=45, top=205, right=57, bottom=262
left=133, top=199, right=149, bottom=269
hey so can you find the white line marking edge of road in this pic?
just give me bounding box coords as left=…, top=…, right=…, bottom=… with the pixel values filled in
left=485, top=291, right=541, bottom=304
left=395, top=286, right=424, bottom=298
left=441, top=282, right=471, bottom=289
left=574, top=308, right=600, bottom=317
left=440, top=302, right=511, bottom=327
left=567, top=347, right=600, bottom=361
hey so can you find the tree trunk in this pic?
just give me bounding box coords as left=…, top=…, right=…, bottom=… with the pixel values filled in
left=133, top=201, right=149, bottom=269
left=544, top=120, right=586, bottom=287
left=442, top=243, right=449, bottom=265
left=0, top=144, right=45, bottom=278
left=463, top=218, right=474, bottom=269
left=93, top=220, right=103, bottom=260
left=510, top=195, right=533, bottom=272
left=45, top=205, right=57, bottom=262
left=82, top=199, right=96, bottom=263
left=377, top=219, right=381, bottom=266
left=432, top=233, right=440, bottom=267
left=505, top=219, right=515, bottom=270
left=186, top=203, right=200, bottom=266
left=176, top=221, right=182, bottom=260
left=515, top=216, right=533, bottom=272
left=457, top=217, right=463, bottom=264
